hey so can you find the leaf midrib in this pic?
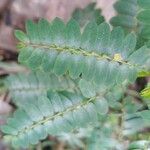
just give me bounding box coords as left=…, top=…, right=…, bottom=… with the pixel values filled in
left=16, top=96, right=97, bottom=136
left=24, top=42, right=135, bottom=67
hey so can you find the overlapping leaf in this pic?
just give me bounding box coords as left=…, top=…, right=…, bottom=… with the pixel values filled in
left=16, top=18, right=150, bottom=87
left=1, top=5, right=150, bottom=150
left=123, top=99, right=150, bottom=135
left=110, top=0, right=138, bottom=30
left=110, top=0, right=150, bottom=47
left=5, top=72, right=76, bottom=106
left=1, top=91, right=109, bottom=148
left=72, top=2, right=104, bottom=28
left=124, top=111, right=150, bottom=135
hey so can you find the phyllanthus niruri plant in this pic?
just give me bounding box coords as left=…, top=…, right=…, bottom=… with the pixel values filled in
left=1, top=1, right=150, bottom=149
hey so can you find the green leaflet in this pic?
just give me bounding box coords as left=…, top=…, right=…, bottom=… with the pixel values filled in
left=15, top=30, right=29, bottom=43
left=16, top=19, right=150, bottom=86
left=1, top=91, right=109, bottom=148
left=72, top=2, right=104, bottom=28
left=5, top=72, right=76, bottom=107
left=79, top=79, right=96, bottom=98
